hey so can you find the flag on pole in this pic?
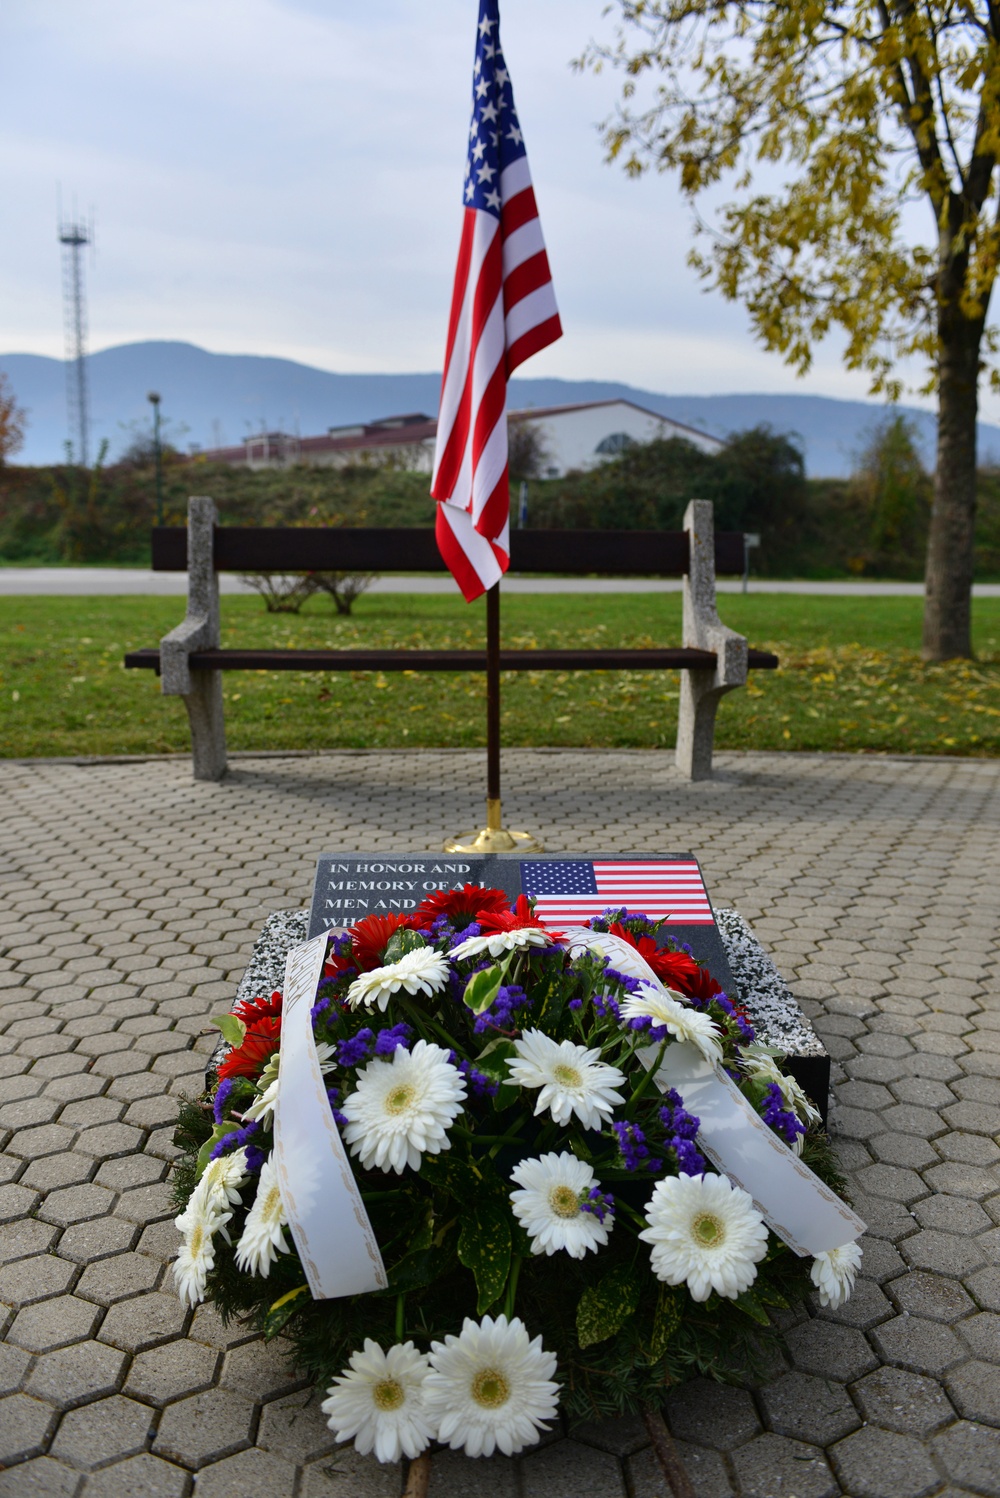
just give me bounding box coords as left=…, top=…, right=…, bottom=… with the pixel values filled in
left=431, top=0, right=562, bottom=603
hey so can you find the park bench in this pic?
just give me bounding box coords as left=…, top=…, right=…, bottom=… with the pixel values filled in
left=124, top=496, right=777, bottom=782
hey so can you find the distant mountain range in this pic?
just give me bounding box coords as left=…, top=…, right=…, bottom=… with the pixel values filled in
left=4, top=339, right=1000, bottom=478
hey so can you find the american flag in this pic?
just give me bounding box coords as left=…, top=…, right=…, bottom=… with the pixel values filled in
left=431, top=0, right=562, bottom=603
left=521, top=861, right=716, bottom=926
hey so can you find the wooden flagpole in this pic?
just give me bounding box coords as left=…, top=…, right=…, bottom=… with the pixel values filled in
left=444, top=581, right=543, bottom=854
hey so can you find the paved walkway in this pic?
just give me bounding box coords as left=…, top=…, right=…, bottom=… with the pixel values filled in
left=0, top=749, right=998, bottom=1497
left=3, top=567, right=1000, bottom=597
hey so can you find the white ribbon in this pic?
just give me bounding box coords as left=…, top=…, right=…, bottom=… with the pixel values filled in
left=562, top=926, right=865, bottom=1256
left=273, top=933, right=387, bottom=1298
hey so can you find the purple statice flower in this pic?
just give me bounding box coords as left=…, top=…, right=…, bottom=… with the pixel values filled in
left=245, top=1143, right=266, bottom=1173
left=213, top=1077, right=234, bottom=1125
left=326, top=1086, right=348, bottom=1129
left=311, top=995, right=333, bottom=1023
left=612, top=1120, right=653, bottom=1172
left=568, top=998, right=583, bottom=1011
left=374, top=1022, right=413, bottom=1057
left=331, top=932, right=354, bottom=957
left=580, top=1185, right=616, bottom=1224
left=449, top=921, right=481, bottom=951
left=473, top=983, right=530, bottom=1034
left=337, top=1029, right=375, bottom=1067
left=761, top=1083, right=806, bottom=1146
left=209, top=1117, right=259, bottom=1161
left=603, top=966, right=642, bottom=995
left=456, top=1058, right=499, bottom=1097
left=659, top=1089, right=706, bottom=1176
left=712, top=992, right=755, bottom=1044
left=592, top=990, right=623, bottom=1022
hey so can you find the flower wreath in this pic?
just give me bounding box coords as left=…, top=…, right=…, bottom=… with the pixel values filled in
left=173, top=886, right=859, bottom=1465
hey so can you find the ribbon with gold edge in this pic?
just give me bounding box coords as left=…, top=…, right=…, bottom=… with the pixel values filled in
left=272, top=933, right=387, bottom=1298
left=562, top=926, right=865, bottom=1256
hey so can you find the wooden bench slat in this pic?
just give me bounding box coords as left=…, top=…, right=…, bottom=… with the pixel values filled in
left=150, top=527, right=748, bottom=577
left=125, top=646, right=779, bottom=673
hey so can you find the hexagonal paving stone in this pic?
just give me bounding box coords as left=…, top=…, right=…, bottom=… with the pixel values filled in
left=24, top=1339, right=128, bottom=1411
left=81, top=1451, right=190, bottom=1498
left=38, top=1183, right=115, bottom=1227
left=914, top=1194, right=993, bottom=1235
left=95, top=1155, right=165, bottom=1192
left=218, top=1339, right=310, bottom=1405
left=663, top=1377, right=760, bottom=1451
left=58, top=1216, right=138, bottom=1263
left=566, top=1415, right=648, bottom=1459
left=190, top=1446, right=298, bottom=1498
left=945, top=1358, right=1000, bottom=1426
left=956, top=1309, right=1000, bottom=1359
left=851, top=1366, right=954, bottom=1437
left=872, top=1314, right=967, bottom=1375
left=124, top=1340, right=219, bottom=1407
left=21, top=1154, right=94, bottom=1192
left=257, top=1390, right=337, bottom=1463
left=785, top=1319, right=879, bottom=1383
left=76, top=1252, right=161, bottom=1306
left=888, top=1270, right=976, bottom=1322
left=521, top=1438, right=626, bottom=1497
left=152, top=1388, right=256, bottom=1469
left=7, top=1124, right=76, bottom=1159
left=729, top=1433, right=838, bottom=1498
left=854, top=1163, right=928, bottom=1205
left=830, top=1425, right=941, bottom=1498
left=99, top=1292, right=187, bottom=1353
left=934, top=1420, right=1000, bottom=1496
left=0, top=1392, right=59, bottom=1465
left=758, top=1372, right=860, bottom=1445
left=8, top=1295, right=101, bottom=1354
left=870, top=1133, right=940, bottom=1170
left=0, top=1344, right=31, bottom=1398
left=114, top=1182, right=175, bottom=1226
left=0, top=1183, right=40, bottom=1223
left=0, top=1456, right=81, bottom=1497
left=299, top=1446, right=401, bottom=1497
left=0, top=1218, right=59, bottom=1263
left=0, top=1253, right=77, bottom=1307
left=816, top=1276, right=893, bottom=1331
left=50, top=1393, right=156, bottom=1471
left=965, top=1264, right=1000, bottom=1311
left=74, top=1122, right=145, bottom=1159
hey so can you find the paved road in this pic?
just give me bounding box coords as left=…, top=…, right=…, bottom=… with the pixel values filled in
left=3, top=567, right=1000, bottom=597
left=0, top=749, right=998, bottom=1496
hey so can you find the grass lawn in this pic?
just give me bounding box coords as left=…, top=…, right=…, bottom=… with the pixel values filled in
left=1, top=592, right=999, bottom=759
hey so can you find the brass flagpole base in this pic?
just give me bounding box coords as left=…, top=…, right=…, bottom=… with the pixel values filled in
left=443, top=797, right=543, bottom=855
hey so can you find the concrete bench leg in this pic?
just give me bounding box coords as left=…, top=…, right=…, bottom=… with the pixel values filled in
left=182, top=672, right=227, bottom=782
left=676, top=670, right=739, bottom=781
left=161, top=495, right=228, bottom=781
left=675, top=499, right=748, bottom=781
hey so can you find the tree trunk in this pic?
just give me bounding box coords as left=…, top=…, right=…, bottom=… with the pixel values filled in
left=923, top=315, right=980, bottom=660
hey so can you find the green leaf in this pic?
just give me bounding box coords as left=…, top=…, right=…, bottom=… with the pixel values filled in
left=576, top=1263, right=641, bottom=1349
left=418, top=1153, right=484, bottom=1202
left=387, top=1236, right=455, bottom=1292
left=473, top=1039, right=520, bottom=1111
left=263, top=1284, right=309, bottom=1339
left=458, top=1201, right=512, bottom=1314
left=384, top=928, right=426, bottom=963
left=645, top=1283, right=684, bottom=1363
left=209, top=1012, right=246, bottom=1049
left=534, top=968, right=574, bottom=1031
left=462, top=965, right=504, bottom=1015
left=732, top=1287, right=772, bottom=1325
left=194, top=1122, right=242, bottom=1179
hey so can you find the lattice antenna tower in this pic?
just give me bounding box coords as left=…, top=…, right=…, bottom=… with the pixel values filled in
left=58, top=211, right=94, bottom=467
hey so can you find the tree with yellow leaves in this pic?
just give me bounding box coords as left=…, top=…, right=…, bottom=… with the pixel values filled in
left=582, top=1, right=1000, bottom=658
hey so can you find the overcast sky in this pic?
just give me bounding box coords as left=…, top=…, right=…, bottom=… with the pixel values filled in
left=1, top=0, right=976, bottom=419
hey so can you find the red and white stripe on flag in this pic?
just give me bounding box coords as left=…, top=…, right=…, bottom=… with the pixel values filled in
left=431, top=1, right=562, bottom=603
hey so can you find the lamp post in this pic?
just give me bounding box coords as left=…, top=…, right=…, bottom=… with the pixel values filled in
left=147, top=391, right=164, bottom=526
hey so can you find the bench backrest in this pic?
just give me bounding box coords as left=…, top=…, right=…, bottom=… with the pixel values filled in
left=151, top=526, right=746, bottom=577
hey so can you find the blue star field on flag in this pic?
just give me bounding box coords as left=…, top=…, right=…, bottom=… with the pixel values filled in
left=463, top=1, right=527, bottom=218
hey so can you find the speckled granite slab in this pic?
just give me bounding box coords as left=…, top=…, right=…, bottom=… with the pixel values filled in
left=212, top=905, right=830, bottom=1113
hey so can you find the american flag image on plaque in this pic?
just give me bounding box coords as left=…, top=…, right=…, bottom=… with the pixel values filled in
left=520, top=860, right=715, bottom=926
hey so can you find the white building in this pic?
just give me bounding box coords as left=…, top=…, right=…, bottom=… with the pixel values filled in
left=201, top=400, right=722, bottom=476
left=508, top=398, right=724, bottom=478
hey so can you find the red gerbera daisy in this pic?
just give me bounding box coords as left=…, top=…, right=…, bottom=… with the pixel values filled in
left=350, top=913, right=418, bottom=972
left=413, top=883, right=511, bottom=928
left=606, top=925, right=722, bottom=999
left=216, top=990, right=283, bottom=1082
left=477, top=893, right=554, bottom=936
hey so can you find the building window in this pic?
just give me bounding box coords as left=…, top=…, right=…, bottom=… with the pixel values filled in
left=594, top=432, right=637, bottom=455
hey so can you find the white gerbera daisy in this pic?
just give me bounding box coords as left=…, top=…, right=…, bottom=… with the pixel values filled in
left=182, top=1147, right=249, bottom=1224
left=173, top=1199, right=230, bottom=1307
left=810, top=1240, right=863, bottom=1309
left=243, top=1043, right=336, bottom=1126
left=621, top=984, right=724, bottom=1067
left=341, top=1039, right=466, bottom=1174
left=743, top=1050, right=822, bottom=1126
left=507, top=1030, right=624, bottom=1130
left=449, top=926, right=551, bottom=961
left=234, top=1158, right=290, bottom=1277
left=509, top=1152, right=613, bottom=1259
left=424, top=1314, right=559, bottom=1458
left=345, top=948, right=451, bottom=1012
left=322, top=1339, right=433, bottom=1464
left=639, top=1172, right=768, bottom=1302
